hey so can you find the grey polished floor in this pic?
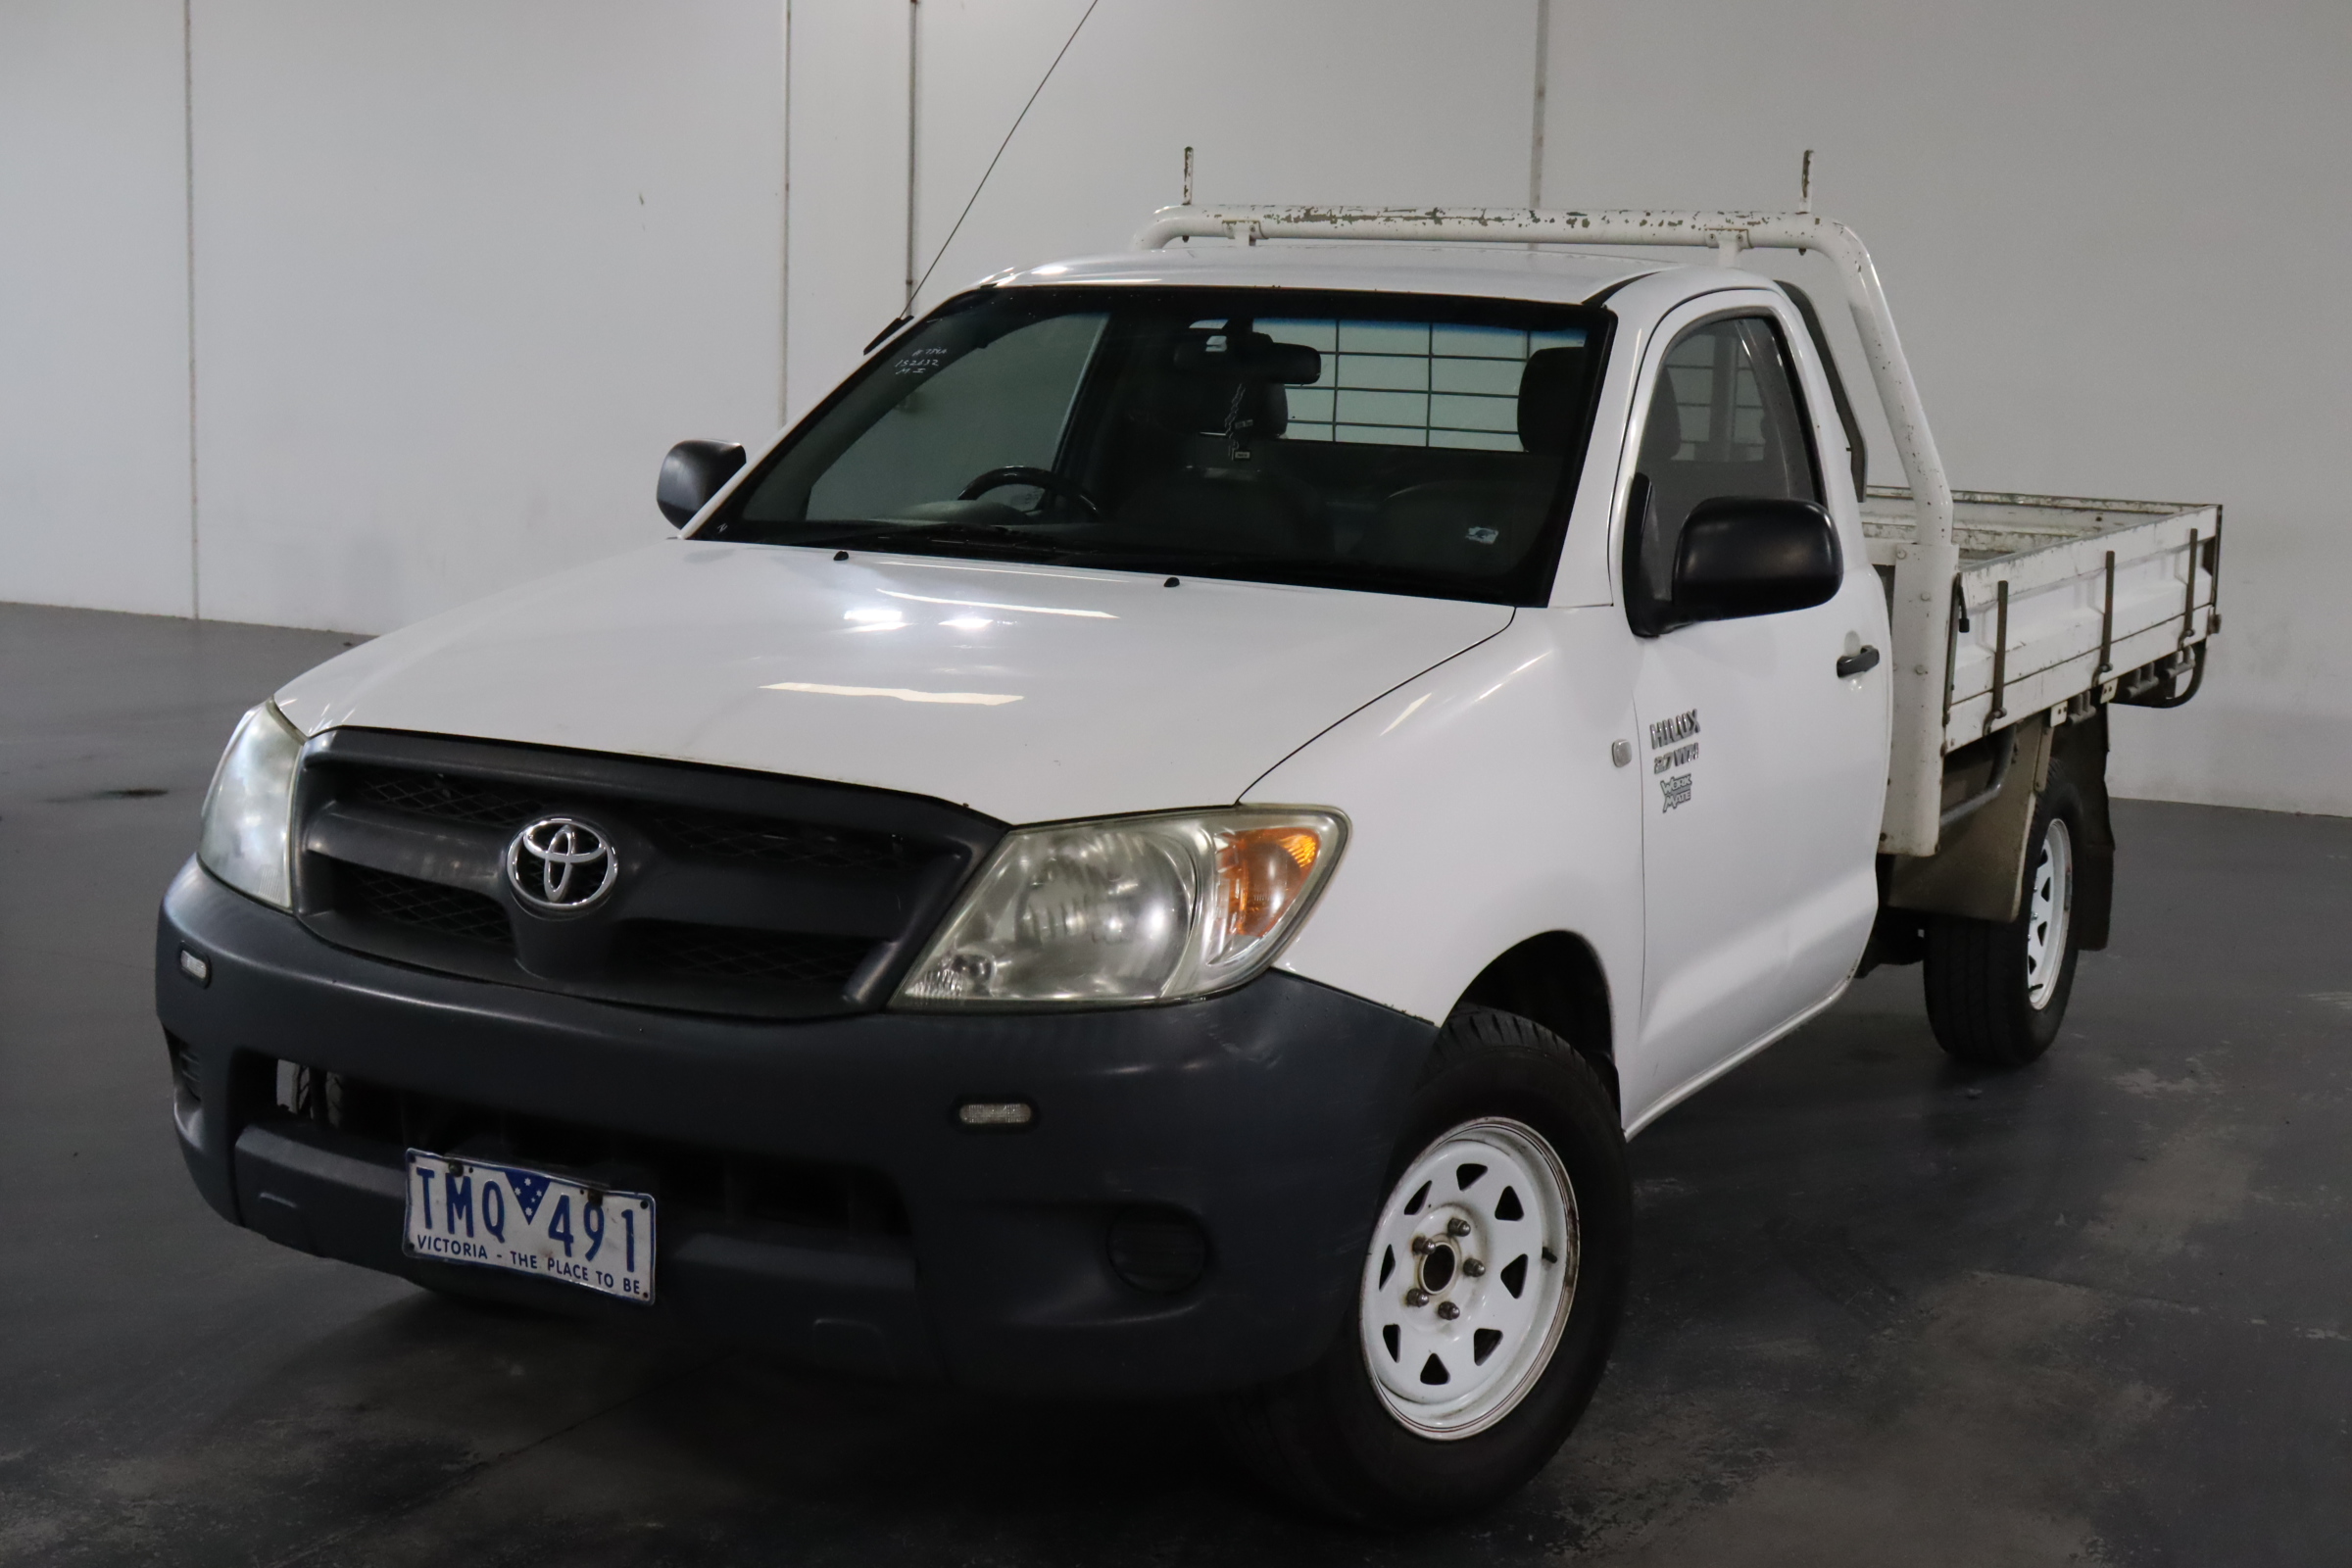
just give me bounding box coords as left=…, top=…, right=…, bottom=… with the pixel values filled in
left=2, top=600, right=2345, bottom=1566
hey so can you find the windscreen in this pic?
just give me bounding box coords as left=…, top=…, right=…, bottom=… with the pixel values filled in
left=705, top=286, right=1612, bottom=604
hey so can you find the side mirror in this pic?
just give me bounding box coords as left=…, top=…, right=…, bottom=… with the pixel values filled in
left=657, top=440, right=746, bottom=528
left=1671, top=497, right=1841, bottom=621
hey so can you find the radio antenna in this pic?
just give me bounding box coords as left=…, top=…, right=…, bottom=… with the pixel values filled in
left=863, top=0, right=1105, bottom=353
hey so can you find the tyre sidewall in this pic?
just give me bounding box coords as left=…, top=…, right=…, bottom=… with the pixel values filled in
left=1924, top=773, right=2089, bottom=1069
left=1300, top=1015, right=1631, bottom=1523
left=2013, top=775, right=2086, bottom=1054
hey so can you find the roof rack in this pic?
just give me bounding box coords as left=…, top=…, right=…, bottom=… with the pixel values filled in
left=1135, top=206, right=1959, bottom=855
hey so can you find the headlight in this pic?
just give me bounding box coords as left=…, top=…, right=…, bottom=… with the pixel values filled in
left=895, top=808, right=1347, bottom=1007
left=197, top=701, right=305, bottom=909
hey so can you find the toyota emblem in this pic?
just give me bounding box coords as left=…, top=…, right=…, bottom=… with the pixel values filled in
left=506, top=815, right=619, bottom=913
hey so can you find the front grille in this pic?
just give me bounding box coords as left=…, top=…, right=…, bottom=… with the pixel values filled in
left=346, top=767, right=914, bottom=878
left=270, top=1061, right=908, bottom=1237
left=351, top=769, right=553, bottom=828
left=292, top=729, right=1000, bottom=1019
left=642, top=806, right=913, bottom=875
left=340, top=864, right=514, bottom=949
left=619, top=920, right=874, bottom=986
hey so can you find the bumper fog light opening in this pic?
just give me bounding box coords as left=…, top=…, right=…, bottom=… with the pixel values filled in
left=1106, top=1205, right=1210, bottom=1295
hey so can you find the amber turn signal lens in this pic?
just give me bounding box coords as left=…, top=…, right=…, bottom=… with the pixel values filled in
left=1215, top=826, right=1323, bottom=952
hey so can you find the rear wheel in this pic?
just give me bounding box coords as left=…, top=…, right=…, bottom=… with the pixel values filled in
left=1219, top=1007, right=1630, bottom=1526
left=1923, top=779, right=2082, bottom=1067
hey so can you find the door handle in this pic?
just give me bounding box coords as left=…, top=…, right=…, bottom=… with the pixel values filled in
left=1836, top=644, right=1881, bottom=678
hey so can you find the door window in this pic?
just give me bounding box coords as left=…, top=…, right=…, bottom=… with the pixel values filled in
left=1626, top=315, right=1820, bottom=621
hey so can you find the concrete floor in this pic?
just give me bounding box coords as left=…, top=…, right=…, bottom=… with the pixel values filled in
left=1, top=600, right=2345, bottom=1567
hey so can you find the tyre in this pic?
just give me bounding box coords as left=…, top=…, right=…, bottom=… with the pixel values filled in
left=1219, top=1006, right=1631, bottom=1527
left=1923, top=776, right=2082, bottom=1067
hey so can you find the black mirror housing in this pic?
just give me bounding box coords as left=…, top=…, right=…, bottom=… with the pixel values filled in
left=1670, top=497, right=1842, bottom=622
left=657, top=440, right=747, bottom=528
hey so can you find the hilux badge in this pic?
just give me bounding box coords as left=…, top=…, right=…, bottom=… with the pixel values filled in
left=506, top=815, right=618, bottom=912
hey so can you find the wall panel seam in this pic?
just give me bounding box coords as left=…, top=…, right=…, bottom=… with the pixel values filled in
left=182, top=0, right=201, bottom=619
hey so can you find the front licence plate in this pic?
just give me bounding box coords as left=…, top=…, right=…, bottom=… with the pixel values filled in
left=403, top=1150, right=655, bottom=1304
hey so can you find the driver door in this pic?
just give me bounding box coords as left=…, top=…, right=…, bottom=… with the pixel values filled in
left=1620, top=296, right=1890, bottom=1119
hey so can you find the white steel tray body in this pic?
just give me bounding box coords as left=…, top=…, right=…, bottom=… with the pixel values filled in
left=1860, top=488, right=2220, bottom=754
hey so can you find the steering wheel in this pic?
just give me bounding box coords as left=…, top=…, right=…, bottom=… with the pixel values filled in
left=957, top=466, right=1103, bottom=521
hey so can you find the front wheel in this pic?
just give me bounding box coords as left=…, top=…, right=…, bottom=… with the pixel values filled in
left=1923, top=779, right=2083, bottom=1067
left=1219, top=1007, right=1630, bottom=1526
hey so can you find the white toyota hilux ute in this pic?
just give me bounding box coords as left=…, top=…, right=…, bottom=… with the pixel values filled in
left=160, top=208, right=2220, bottom=1525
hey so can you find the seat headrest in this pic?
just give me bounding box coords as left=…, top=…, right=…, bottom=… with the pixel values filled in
left=1152, top=329, right=1300, bottom=438
left=1517, top=346, right=1590, bottom=455
left=1151, top=379, right=1289, bottom=439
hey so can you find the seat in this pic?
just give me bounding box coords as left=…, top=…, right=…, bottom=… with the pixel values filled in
left=1111, top=329, right=1321, bottom=557
left=1356, top=349, right=1589, bottom=574
left=1149, top=332, right=1298, bottom=452
left=1517, top=346, right=1590, bottom=455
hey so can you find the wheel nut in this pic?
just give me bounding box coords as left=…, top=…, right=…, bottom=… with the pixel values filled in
left=1409, top=1235, right=1431, bottom=1255
left=1404, top=1287, right=1430, bottom=1307
left=1462, top=1257, right=1486, bottom=1277
left=1446, top=1217, right=1471, bottom=1238
left=1436, top=1301, right=1461, bottom=1320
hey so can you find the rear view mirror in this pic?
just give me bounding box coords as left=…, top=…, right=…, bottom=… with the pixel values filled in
left=1172, top=330, right=1323, bottom=385
left=1671, top=497, right=1841, bottom=621
left=657, top=441, right=747, bottom=528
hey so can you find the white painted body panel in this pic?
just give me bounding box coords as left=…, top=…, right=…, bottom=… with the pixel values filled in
left=1250, top=609, right=1646, bottom=1063
left=272, top=541, right=1511, bottom=825
left=1258, top=279, right=1892, bottom=1132
left=1607, top=288, right=1891, bottom=1120
left=253, top=231, right=2209, bottom=1138
left=263, top=247, right=1891, bottom=1138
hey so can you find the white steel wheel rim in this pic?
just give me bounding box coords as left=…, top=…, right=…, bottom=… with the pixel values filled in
left=2025, top=815, right=2075, bottom=1010
left=1358, top=1117, right=1579, bottom=1440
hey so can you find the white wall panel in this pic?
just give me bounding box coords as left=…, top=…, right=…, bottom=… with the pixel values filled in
left=1540, top=0, right=2352, bottom=814
left=0, top=0, right=195, bottom=616
left=783, top=0, right=1544, bottom=419
left=188, top=0, right=784, bottom=633
left=2, top=0, right=2345, bottom=812
left=911, top=0, right=1538, bottom=294
left=781, top=0, right=908, bottom=426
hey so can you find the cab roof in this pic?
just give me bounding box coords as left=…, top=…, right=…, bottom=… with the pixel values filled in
left=981, top=240, right=1661, bottom=309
